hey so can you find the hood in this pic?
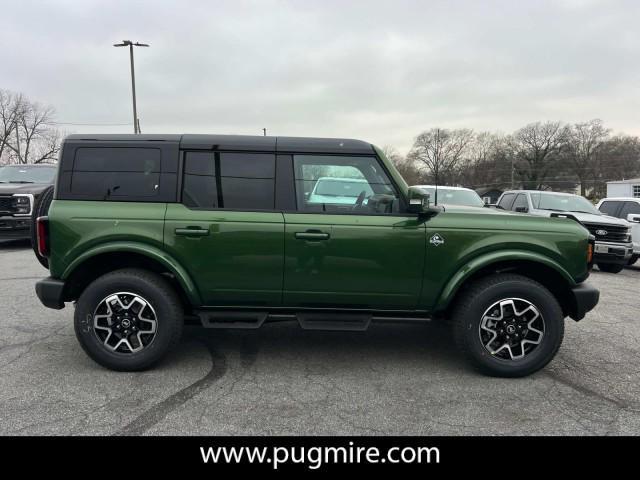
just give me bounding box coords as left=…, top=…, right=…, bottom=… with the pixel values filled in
left=0, top=182, right=52, bottom=196
left=536, top=209, right=628, bottom=226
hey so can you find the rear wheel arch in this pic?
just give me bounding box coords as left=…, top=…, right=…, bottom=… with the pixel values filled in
left=61, top=247, right=200, bottom=309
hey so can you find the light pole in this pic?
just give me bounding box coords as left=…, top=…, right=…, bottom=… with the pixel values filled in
left=113, top=40, right=149, bottom=134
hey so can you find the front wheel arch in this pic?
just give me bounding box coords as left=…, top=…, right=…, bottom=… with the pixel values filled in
left=439, top=257, right=577, bottom=319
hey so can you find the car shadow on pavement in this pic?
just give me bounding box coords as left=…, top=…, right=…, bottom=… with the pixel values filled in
left=0, top=239, right=32, bottom=252
left=180, top=319, right=465, bottom=373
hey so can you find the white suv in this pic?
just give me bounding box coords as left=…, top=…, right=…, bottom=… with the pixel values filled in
left=596, top=197, right=640, bottom=266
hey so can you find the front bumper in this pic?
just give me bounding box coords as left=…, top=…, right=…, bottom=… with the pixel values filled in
left=35, top=277, right=66, bottom=310
left=0, top=216, right=31, bottom=240
left=568, top=282, right=600, bottom=321
left=593, top=241, right=633, bottom=265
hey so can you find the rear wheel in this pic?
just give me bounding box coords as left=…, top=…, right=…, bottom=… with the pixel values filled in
left=452, top=274, right=564, bottom=377
left=30, top=185, right=54, bottom=269
left=597, top=263, right=624, bottom=273
left=74, top=269, right=183, bottom=371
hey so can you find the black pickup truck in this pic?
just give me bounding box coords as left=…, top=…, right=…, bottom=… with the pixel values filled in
left=0, top=164, right=56, bottom=240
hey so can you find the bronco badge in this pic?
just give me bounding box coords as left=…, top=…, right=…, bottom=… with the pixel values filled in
left=430, top=233, right=445, bottom=246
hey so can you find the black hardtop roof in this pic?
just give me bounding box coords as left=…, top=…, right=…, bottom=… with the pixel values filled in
left=65, top=134, right=375, bottom=154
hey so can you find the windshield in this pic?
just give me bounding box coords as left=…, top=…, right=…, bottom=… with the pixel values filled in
left=531, top=192, right=600, bottom=215
left=0, top=165, right=56, bottom=184
left=314, top=179, right=374, bottom=197
left=419, top=187, right=484, bottom=207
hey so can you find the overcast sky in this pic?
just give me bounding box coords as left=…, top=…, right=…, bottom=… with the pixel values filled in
left=2, top=0, right=639, bottom=152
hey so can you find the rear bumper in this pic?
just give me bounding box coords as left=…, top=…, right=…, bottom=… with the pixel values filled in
left=35, top=277, right=65, bottom=310
left=0, top=216, right=31, bottom=239
left=593, top=241, right=633, bottom=265
left=568, top=282, right=599, bottom=321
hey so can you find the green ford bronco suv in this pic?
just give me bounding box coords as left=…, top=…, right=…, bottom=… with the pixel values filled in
left=34, top=134, right=599, bottom=377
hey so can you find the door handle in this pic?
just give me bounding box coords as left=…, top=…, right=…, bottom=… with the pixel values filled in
left=175, top=227, right=209, bottom=237
left=295, top=231, right=330, bottom=241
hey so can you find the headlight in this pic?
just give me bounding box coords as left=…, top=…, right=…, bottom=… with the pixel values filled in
left=11, top=194, right=33, bottom=216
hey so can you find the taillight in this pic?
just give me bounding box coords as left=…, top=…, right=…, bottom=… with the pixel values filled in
left=36, top=216, right=49, bottom=258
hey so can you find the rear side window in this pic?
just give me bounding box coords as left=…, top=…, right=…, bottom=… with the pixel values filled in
left=71, top=148, right=160, bottom=198
left=182, top=152, right=275, bottom=210
left=498, top=193, right=515, bottom=210
left=598, top=201, right=622, bottom=217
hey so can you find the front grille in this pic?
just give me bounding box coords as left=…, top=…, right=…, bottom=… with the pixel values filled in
left=583, top=222, right=630, bottom=243
left=0, top=196, right=14, bottom=214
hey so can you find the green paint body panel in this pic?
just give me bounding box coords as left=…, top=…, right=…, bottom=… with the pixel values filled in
left=44, top=144, right=591, bottom=315
left=164, top=204, right=284, bottom=306
left=283, top=213, right=425, bottom=308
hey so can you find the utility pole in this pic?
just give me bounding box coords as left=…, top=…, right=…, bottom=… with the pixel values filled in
left=262, top=128, right=267, bottom=136
left=113, top=40, right=149, bottom=134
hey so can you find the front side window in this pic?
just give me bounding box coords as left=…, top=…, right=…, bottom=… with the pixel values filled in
left=498, top=193, right=515, bottom=210
left=620, top=201, right=640, bottom=218
left=182, top=152, right=275, bottom=210
left=293, top=155, right=399, bottom=214
left=512, top=194, right=529, bottom=212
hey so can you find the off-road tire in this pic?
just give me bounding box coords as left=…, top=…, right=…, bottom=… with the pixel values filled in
left=597, top=263, right=624, bottom=273
left=30, top=185, right=54, bottom=269
left=74, top=269, right=183, bottom=371
left=452, top=273, right=564, bottom=377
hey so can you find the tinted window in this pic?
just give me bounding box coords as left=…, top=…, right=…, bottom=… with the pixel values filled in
left=598, top=201, right=622, bottom=217
left=182, top=152, right=275, bottom=210
left=293, top=155, right=399, bottom=214
left=512, top=194, right=528, bottom=212
left=620, top=201, right=640, bottom=218
left=498, top=193, right=515, bottom=210
left=71, top=147, right=160, bottom=198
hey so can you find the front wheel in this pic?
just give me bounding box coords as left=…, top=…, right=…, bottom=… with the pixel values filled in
left=597, top=263, right=624, bottom=273
left=627, top=255, right=638, bottom=266
left=452, top=274, right=564, bottom=377
left=74, top=269, right=183, bottom=371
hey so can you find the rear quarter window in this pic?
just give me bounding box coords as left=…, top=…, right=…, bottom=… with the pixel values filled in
left=70, top=147, right=161, bottom=199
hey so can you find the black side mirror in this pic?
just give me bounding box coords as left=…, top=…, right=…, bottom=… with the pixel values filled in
left=407, top=186, right=430, bottom=214
left=515, top=206, right=528, bottom=213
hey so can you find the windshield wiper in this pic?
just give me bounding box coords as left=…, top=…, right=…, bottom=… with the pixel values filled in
left=538, top=208, right=565, bottom=212
left=6, top=180, right=34, bottom=184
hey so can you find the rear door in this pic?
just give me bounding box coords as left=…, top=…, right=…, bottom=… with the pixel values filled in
left=164, top=151, right=284, bottom=306
left=282, top=154, right=426, bottom=309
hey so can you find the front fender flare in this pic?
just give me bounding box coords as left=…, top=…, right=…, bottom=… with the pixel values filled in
left=434, top=250, right=577, bottom=312
left=61, top=242, right=202, bottom=305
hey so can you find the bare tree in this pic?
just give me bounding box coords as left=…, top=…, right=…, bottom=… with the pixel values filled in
left=510, top=121, right=569, bottom=189
left=565, top=119, right=610, bottom=197
left=7, top=101, right=60, bottom=164
left=0, top=90, right=25, bottom=164
left=408, top=128, right=474, bottom=188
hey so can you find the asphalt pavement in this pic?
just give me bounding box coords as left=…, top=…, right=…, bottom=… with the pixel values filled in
left=1, top=239, right=638, bottom=435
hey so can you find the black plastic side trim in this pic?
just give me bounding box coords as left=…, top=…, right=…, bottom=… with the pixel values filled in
left=35, top=277, right=65, bottom=310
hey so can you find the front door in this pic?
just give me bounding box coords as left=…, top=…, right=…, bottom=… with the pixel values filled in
left=164, top=151, right=284, bottom=306
left=283, top=154, right=426, bottom=309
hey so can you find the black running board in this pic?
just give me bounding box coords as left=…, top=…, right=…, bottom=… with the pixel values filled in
left=197, top=311, right=268, bottom=329
left=194, top=310, right=429, bottom=331
left=297, top=312, right=371, bottom=331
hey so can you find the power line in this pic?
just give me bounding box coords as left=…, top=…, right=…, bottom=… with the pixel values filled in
left=51, top=122, right=130, bottom=126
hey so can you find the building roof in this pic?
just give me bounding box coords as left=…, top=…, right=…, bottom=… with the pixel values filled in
left=606, top=178, right=640, bottom=184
